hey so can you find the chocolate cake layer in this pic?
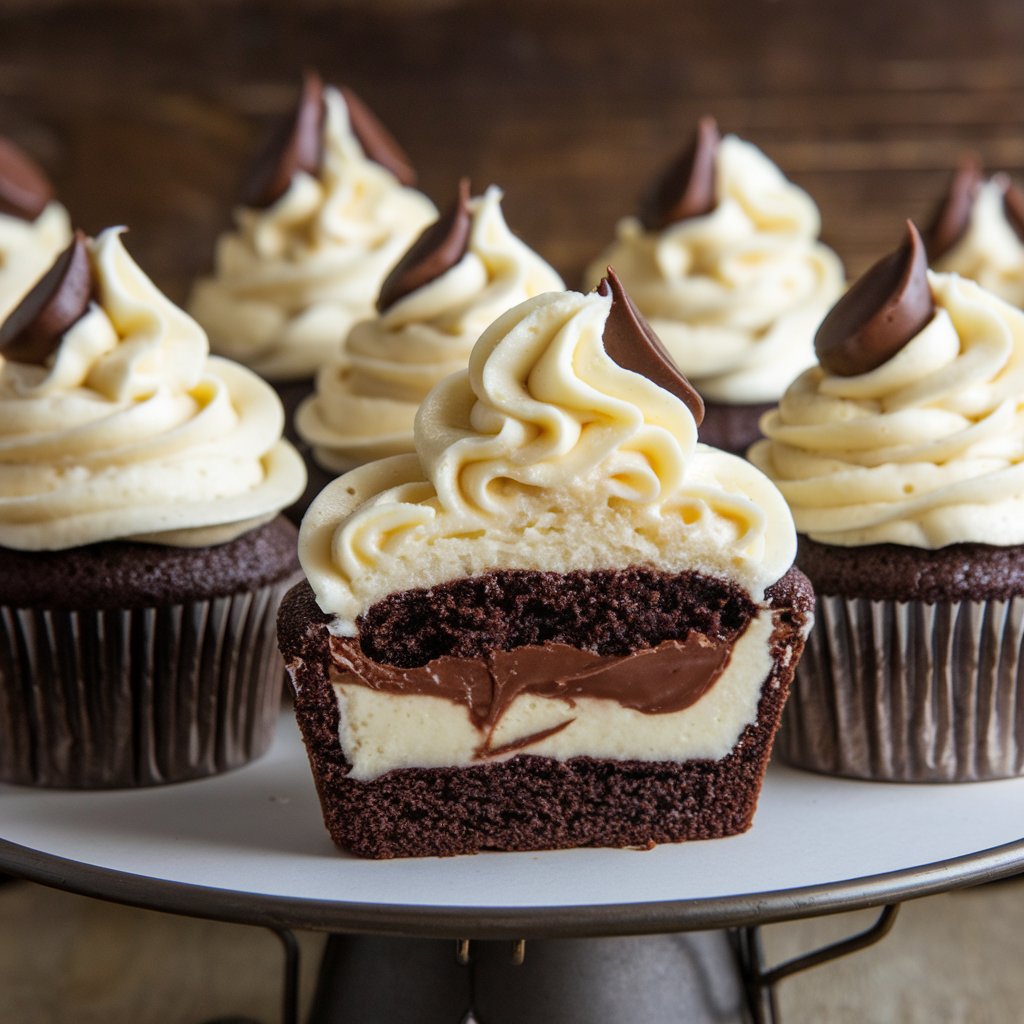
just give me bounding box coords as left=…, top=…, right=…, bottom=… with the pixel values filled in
left=279, top=567, right=813, bottom=859
left=796, top=536, right=1024, bottom=603
left=698, top=399, right=775, bottom=456
left=356, top=567, right=756, bottom=667
left=0, top=515, right=299, bottom=610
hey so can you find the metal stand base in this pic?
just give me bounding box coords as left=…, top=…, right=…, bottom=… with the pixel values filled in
left=307, top=932, right=749, bottom=1024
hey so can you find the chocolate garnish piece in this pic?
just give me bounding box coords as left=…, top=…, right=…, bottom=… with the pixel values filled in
left=0, top=137, right=55, bottom=221
left=924, top=153, right=983, bottom=260
left=638, top=116, right=720, bottom=231
left=376, top=178, right=472, bottom=312
left=597, top=268, right=705, bottom=425
left=814, top=220, right=934, bottom=377
left=1002, top=177, right=1024, bottom=242
left=0, top=229, right=94, bottom=365
left=340, top=85, right=417, bottom=187
left=241, top=70, right=326, bottom=209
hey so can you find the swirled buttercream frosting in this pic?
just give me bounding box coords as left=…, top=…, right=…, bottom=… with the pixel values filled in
left=295, top=183, right=564, bottom=470
left=189, top=79, right=437, bottom=382
left=927, top=156, right=1024, bottom=309
left=585, top=125, right=844, bottom=403
left=750, top=227, right=1024, bottom=549
left=0, top=227, right=306, bottom=550
left=300, top=275, right=797, bottom=634
left=0, top=137, right=72, bottom=324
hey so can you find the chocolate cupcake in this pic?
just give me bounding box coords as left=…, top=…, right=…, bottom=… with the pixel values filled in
left=279, top=271, right=813, bottom=858
left=291, top=179, right=563, bottom=517
left=0, top=136, right=72, bottom=322
left=751, top=221, right=1024, bottom=782
left=584, top=117, right=845, bottom=454
left=188, top=72, right=437, bottom=442
left=925, top=153, right=1024, bottom=309
left=0, top=228, right=306, bottom=788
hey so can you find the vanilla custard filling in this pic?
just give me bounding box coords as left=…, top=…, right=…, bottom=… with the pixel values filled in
left=333, top=609, right=779, bottom=780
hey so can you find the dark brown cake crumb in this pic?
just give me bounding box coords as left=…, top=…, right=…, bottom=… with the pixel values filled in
left=796, top=536, right=1024, bottom=603
left=278, top=566, right=814, bottom=859
left=356, top=568, right=757, bottom=667
left=0, top=516, right=299, bottom=610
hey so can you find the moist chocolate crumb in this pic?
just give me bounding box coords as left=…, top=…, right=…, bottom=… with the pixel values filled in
left=0, top=516, right=299, bottom=610
left=797, top=536, right=1024, bottom=603
left=278, top=565, right=813, bottom=859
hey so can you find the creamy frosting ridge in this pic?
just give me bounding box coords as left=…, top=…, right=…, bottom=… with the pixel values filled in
left=933, top=178, right=1024, bottom=308
left=189, top=86, right=437, bottom=382
left=295, top=186, right=564, bottom=470
left=750, top=271, right=1024, bottom=548
left=0, top=203, right=72, bottom=323
left=301, top=287, right=796, bottom=634
left=585, top=136, right=844, bottom=403
left=0, top=228, right=305, bottom=550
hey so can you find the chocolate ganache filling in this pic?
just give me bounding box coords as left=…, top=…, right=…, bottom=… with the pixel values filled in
left=0, top=229, right=93, bottom=365
left=337, top=568, right=756, bottom=757
left=0, top=137, right=56, bottom=221
left=638, top=116, right=720, bottom=231
left=814, top=220, right=934, bottom=377
left=377, top=178, right=472, bottom=312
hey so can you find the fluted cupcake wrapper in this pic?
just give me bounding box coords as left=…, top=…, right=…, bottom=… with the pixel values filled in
left=776, top=594, right=1024, bottom=783
left=0, top=580, right=293, bottom=788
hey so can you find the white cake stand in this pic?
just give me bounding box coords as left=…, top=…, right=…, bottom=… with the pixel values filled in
left=2, top=712, right=1023, bottom=1024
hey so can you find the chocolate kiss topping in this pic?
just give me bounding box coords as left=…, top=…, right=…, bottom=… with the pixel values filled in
left=340, top=86, right=417, bottom=187
left=1002, top=177, right=1024, bottom=243
left=814, top=221, right=934, bottom=377
left=0, top=229, right=94, bottom=366
left=0, top=137, right=56, bottom=221
left=924, top=153, right=983, bottom=260
left=638, top=116, right=720, bottom=231
left=377, top=178, right=472, bottom=312
left=241, top=70, right=326, bottom=209
left=597, top=268, right=705, bottom=425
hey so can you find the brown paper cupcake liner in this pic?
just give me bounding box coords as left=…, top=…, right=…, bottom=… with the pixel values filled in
left=0, top=579, right=293, bottom=788
left=776, top=594, right=1024, bottom=782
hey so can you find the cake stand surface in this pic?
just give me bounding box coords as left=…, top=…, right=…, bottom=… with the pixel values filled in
left=2, top=711, right=1023, bottom=939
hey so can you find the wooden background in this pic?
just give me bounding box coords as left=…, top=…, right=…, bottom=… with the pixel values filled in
left=4, top=0, right=1024, bottom=305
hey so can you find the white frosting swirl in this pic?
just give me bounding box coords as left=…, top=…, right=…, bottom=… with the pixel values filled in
left=933, top=177, right=1024, bottom=308
left=749, top=271, right=1024, bottom=548
left=295, top=186, right=564, bottom=471
left=301, top=288, right=796, bottom=634
left=0, top=203, right=72, bottom=323
left=585, top=135, right=844, bottom=403
left=188, top=86, right=437, bottom=382
left=0, top=228, right=305, bottom=551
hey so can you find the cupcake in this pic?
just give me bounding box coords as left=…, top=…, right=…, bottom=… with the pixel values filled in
left=0, top=136, right=72, bottom=322
left=292, top=179, right=563, bottom=508
left=0, top=228, right=306, bottom=788
left=925, top=153, right=1024, bottom=307
left=188, top=71, right=437, bottom=427
left=750, top=221, right=1024, bottom=782
left=584, top=117, right=844, bottom=454
left=278, top=270, right=813, bottom=858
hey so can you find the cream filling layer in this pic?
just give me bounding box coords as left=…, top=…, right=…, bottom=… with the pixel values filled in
left=331, top=609, right=776, bottom=780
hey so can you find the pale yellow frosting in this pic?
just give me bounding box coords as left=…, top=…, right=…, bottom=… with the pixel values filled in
left=750, top=271, right=1024, bottom=548
left=585, top=135, right=844, bottom=403
left=933, top=178, right=1024, bottom=308
left=295, top=185, right=564, bottom=471
left=0, top=228, right=306, bottom=551
left=301, top=287, right=797, bottom=634
left=188, top=86, right=437, bottom=382
left=0, top=203, right=72, bottom=324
